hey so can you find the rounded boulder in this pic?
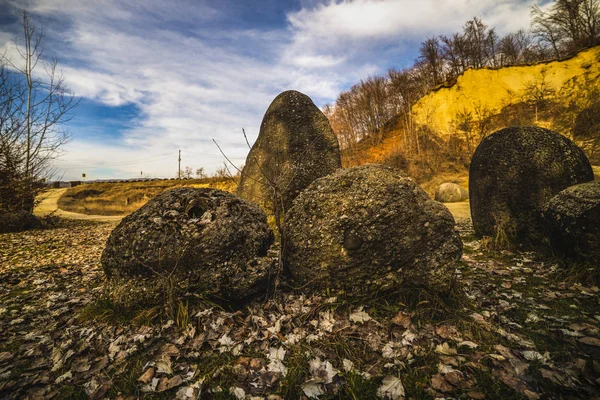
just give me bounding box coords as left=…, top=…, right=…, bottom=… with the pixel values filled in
left=237, top=90, right=341, bottom=213
left=283, top=164, right=462, bottom=293
left=101, top=188, right=275, bottom=301
left=469, top=126, right=593, bottom=245
left=434, top=183, right=469, bottom=203
left=541, top=180, right=600, bottom=262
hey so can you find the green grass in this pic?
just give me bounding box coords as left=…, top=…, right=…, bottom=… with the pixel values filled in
left=337, top=371, right=379, bottom=399
left=54, top=384, right=88, bottom=400
left=278, top=345, right=311, bottom=399
left=77, top=297, right=143, bottom=326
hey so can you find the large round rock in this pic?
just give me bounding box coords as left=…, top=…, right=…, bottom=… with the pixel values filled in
left=283, top=165, right=462, bottom=292
left=0, top=210, right=41, bottom=233
left=541, top=180, right=600, bottom=262
left=435, top=183, right=469, bottom=203
left=237, top=90, right=341, bottom=213
left=469, top=126, right=593, bottom=244
left=101, top=188, right=275, bottom=301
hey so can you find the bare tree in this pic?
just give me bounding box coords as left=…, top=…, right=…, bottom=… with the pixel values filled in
left=182, top=166, right=193, bottom=179
left=0, top=11, right=78, bottom=211
left=213, top=165, right=229, bottom=178
left=419, top=37, right=445, bottom=85
left=195, top=167, right=206, bottom=179
left=531, top=0, right=600, bottom=57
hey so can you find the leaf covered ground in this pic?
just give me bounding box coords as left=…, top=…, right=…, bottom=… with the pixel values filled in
left=0, top=219, right=599, bottom=399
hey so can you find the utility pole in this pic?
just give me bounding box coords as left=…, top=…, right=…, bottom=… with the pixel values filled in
left=178, top=150, right=181, bottom=179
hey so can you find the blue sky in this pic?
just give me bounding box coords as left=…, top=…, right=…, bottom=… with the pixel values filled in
left=0, top=0, right=540, bottom=180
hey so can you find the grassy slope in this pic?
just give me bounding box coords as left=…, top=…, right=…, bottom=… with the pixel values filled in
left=412, top=46, right=600, bottom=134
left=58, top=178, right=237, bottom=216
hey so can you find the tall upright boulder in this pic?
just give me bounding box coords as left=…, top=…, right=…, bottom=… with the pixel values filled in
left=469, top=126, right=593, bottom=245
left=237, top=90, right=341, bottom=214
left=283, top=164, right=462, bottom=293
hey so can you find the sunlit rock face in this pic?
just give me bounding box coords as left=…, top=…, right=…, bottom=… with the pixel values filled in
left=283, top=164, right=462, bottom=293
left=469, top=126, right=593, bottom=245
left=237, top=90, right=341, bottom=214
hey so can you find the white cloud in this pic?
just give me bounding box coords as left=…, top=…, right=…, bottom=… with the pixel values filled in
left=284, top=0, right=537, bottom=68
left=288, top=0, right=534, bottom=40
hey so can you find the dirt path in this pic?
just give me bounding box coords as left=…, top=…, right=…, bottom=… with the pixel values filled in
left=445, top=200, right=471, bottom=223
left=34, top=189, right=123, bottom=223
left=35, top=189, right=471, bottom=224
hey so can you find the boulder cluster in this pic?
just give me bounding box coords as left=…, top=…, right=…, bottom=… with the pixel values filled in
left=100, top=93, right=598, bottom=305
left=101, top=91, right=463, bottom=303
left=468, top=126, right=598, bottom=262
left=469, top=126, right=594, bottom=245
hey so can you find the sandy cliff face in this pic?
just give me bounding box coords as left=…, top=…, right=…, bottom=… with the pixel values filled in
left=412, top=47, right=600, bottom=134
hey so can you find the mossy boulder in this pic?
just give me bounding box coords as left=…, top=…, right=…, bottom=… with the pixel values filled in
left=101, top=188, right=275, bottom=301
left=0, top=210, right=41, bottom=233
left=469, top=126, right=593, bottom=245
left=283, top=164, right=462, bottom=293
left=237, top=90, right=341, bottom=214
left=435, top=183, right=469, bottom=203
left=541, top=180, right=600, bottom=262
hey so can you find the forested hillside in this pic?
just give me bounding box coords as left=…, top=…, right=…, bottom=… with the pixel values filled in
left=323, top=0, right=600, bottom=184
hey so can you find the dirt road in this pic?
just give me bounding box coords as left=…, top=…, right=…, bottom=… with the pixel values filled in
left=34, top=188, right=123, bottom=223
left=34, top=188, right=470, bottom=224
left=444, top=200, right=471, bottom=223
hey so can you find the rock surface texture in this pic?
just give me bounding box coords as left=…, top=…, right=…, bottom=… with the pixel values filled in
left=541, top=180, right=600, bottom=262
left=237, top=90, right=341, bottom=213
left=0, top=210, right=41, bottom=233
left=469, top=126, right=593, bottom=245
left=283, top=164, right=462, bottom=292
left=435, top=182, right=469, bottom=203
left=101, top=188, right=275, bottom=301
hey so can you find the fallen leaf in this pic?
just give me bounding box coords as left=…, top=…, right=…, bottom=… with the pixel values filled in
left=308, top=358, right=338, bottom=384
left=350, top=307, right=372, bottom=324
left=175, top=379, right=203, bottom=400
left=435, top=324, right=461, bottom=340
left=392, top=312, right=412, bottom=328
left=377, top=375, right=405, bottom=399
left=156, top=355, right=173, bottom=375
left=302, top=381, right=324, bottom=398
left=0, top=352, right=13, bottom=363
left=435, top=342, right=458, bottom=356
left=229, top=386, right=245, bottom=399
left=157, top=375, right=183, bottom=392
left=579, top=337, right=600, bottom=347
left=431, top=373, right=453, bottom=393
left=55, top=371, right=72, bottom=384
left=138, top=367, right=155, bottom=384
